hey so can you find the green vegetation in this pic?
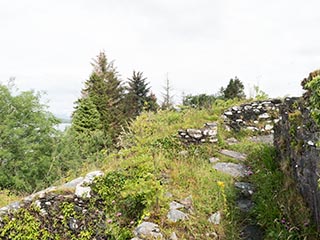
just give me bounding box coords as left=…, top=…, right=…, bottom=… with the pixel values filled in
left=0, top=85, right=60, bottom=193
left=124, top=71, right=158, bottom=118
left=0, top=53, right=317, bottom=239
left=230, top=140, right=318, bottom=239
left=222, top=76, right=246, bottom=100
left=302, top=75, right=320, bottom=125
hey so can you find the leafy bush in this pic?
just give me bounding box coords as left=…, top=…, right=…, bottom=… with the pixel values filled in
left=302, top=75, right=320, bottom=125
left=0, top=85, right=60, bottom=193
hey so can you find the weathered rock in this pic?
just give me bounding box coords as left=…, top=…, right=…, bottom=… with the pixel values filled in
left=169, top=201, right=185, bottom=210
left=179, top=195, right=193, bottom=210
left=178, top=122, right=218, bottom=144
left=223, top=99, right=281, bottom=133
left=274, top=95, right=320, bottom=228
left=75, top=170, right=104, bottom=198
left=258, top=113, right=270, bottom=119
left=134, top=222, right=163, bottom=239
left=265, top=124, right=273, bottom=131
left=208, top=211, right=221, bottom=225
left=186, top=129, right=202, bottom=139
left=209, top=157, right=220, bottom=163
left=213, top=162, right=247, bottom=178
left=248, top=134, right=273, bottom=145
left=240, top=225, right=264, bottom=240
left=235, top=182, right=255, bottom=197
left=237, top=199, right=253, bottom=212
left=167, top=209, right=189, bottom=222
left=226, top=137, right=238, bottom=145
left=220, top=149, right=247, bottom=161
left=63, top=177, right=84, bottom=188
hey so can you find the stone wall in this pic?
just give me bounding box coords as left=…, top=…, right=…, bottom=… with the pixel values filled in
left=223, top=99, right=282, bottom=133
left=178, top=122, right=218, bottom=144
left=274, top=97, right=320, bottom=228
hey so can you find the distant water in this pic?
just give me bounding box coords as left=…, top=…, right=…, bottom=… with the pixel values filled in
left=55, top=123, right=71, bottom=131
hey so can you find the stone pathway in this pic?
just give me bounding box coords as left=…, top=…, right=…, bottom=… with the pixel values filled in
left=212, top=149, right=264, bottom=240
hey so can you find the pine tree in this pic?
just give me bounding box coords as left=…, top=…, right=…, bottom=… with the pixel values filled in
left=223, top=76, right=246, bottom=99
left=73, top=51, right=125, bottom=145
left=72, top=97, right=101, bottom=133
left=125, top=71, right=157, bottom=118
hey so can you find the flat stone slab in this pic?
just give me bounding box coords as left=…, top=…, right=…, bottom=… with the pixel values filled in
left=220, top=149, right=247, bottom=161
left=248, top=134, right=274, bottom=145
left=213, top=162, right=247, bottom=178
left=237, top=199, right=253, bottom=212
left=209, top=157, right=220, bottom=163
left=167, top=209, right=189, bottom=222
left=134, top=222, right=163, bottom=239
left=241, top=225, right=264, bottom=240
left=235, top=182, right=255, bottom=197
left=208, top=211, right=221, bottom=225
left=169, top=201, right=185, bottom=210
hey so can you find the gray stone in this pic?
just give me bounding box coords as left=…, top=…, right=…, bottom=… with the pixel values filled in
left=134, top=222, right=163, bottom=239
left=69, top=218, right=79, bottom=230
left=75, top=185, right=92, bottom=198
left=179, top=195, right=193, bottom=209
left=247, top=126, right=258, bottom=131
left=63, top=177, right=84, bottom=188
left=209, top=138, right=218, bottom=143
left=204, top=122, right=217, bottom=128
left=220, top=149, right=247, bottom=161
left=167, top=209, right=189, bottom=222
left=75, top=170, right=104, bottom=198
left=258, top=113, right=270, bottom=119
left=83, top=170, right=104, bottom=184
left=169, top=201, right=185, bottom=210
left=203, top=129, right=217, bottom=137
left=237, top=199, right=253, bottom=212
left=235, top=182, right=255, bottom=197
left=226, top=137, right=238, bottom=145
left=241, top=225, right=264, bottom=240
left=224, top=111, right=233, bottom=116
left=209, top=157, right=219, bottom=163
left=265, top=124, right=273, bottom=131
left=208, top=211, right=221, bottom=225
left=186, top=129, right=202, bottom=139
left=213, top=162, right=247, bottom=178
left=249, top=134, right=274, bottom=145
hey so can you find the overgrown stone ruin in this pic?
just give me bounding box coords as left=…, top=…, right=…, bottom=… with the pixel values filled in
left=274, top=97, right=320, bottom=229
left=178, top=122, right=218, bottom=144
left=223, top=99, right=282, bottom=133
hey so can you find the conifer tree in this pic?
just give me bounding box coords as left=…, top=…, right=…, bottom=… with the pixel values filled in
left=73, top=51, right=125, bottom=144
left=125, top=71, right=157, bottom=118
left=72, top=97, right=101, bottom=133
left=223, top=76, right=246, bottom=99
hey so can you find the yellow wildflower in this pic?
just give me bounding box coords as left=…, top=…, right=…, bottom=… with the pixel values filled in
left=217, top=181, right=225, bottom=188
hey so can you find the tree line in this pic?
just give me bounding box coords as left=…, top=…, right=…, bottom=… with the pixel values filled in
left=0, top=50, right=249, bottom=194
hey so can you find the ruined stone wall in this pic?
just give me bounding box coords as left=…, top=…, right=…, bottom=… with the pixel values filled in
left=178, top=122, right=218, bottom=144
left=274, top=97, right=320, bottom=228
left=223, top=99, right=282, bottom=133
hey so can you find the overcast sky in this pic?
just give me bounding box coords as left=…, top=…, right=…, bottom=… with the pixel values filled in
left=1, top=0, right=319, bottom=117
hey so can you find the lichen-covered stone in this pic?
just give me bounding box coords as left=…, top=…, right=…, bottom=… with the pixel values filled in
left=213, top=162, right=247, bottom=178
left=134, top=222, right=163, bottom=239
